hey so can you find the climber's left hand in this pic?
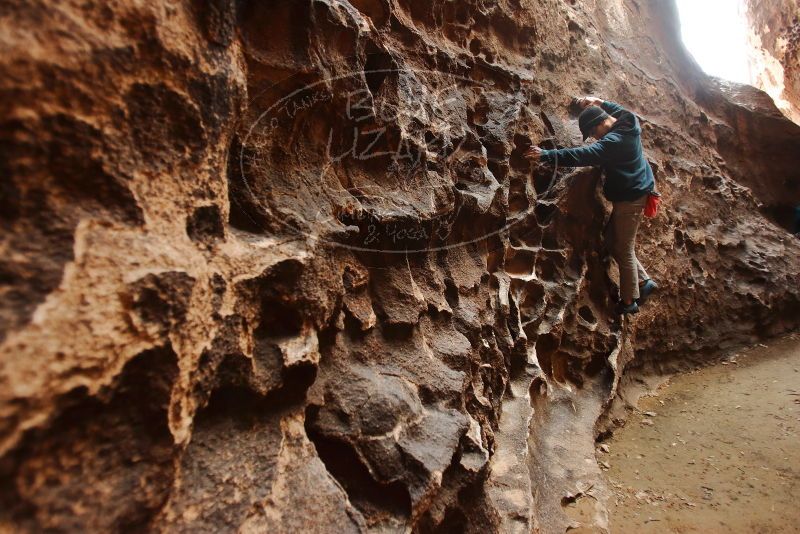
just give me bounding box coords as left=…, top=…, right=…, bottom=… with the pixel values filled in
left=524, top=146, right=543, bottom=161
left=577, top=96, right=604, bottom=108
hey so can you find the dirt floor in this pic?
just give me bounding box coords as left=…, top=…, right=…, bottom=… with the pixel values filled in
left=602, top=332, right=800, bottom=533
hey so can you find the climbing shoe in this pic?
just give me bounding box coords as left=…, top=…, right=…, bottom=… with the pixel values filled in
left=615, top=301, right=639, bottom=315
left=637, top=279, right=658, bottom=306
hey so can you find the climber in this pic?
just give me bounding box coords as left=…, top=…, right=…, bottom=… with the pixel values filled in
left=524, top=96, right=657, bottom=315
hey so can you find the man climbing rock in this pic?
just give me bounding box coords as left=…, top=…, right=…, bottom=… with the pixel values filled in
left=524, top=96, right=657, bottom=315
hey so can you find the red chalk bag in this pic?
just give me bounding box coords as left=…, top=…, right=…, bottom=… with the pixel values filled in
left=644, top=191, right=661, bottom=218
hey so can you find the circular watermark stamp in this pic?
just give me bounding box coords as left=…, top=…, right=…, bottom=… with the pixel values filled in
left=236, top=67, right=559, bottom=253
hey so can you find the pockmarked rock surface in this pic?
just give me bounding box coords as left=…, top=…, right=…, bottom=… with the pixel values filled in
left=1, top=1, right=799, bottom=532
left=746, top=0, right=800, bottom=123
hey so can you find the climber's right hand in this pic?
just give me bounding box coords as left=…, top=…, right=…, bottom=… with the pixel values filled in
left=524, top=146, right=543, bottom=161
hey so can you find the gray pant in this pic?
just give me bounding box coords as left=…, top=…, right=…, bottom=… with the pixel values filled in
left=605, top=195, right=649, bottom=303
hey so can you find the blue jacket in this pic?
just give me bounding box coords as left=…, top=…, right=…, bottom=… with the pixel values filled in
left=541, top=101, right=655, bottom=202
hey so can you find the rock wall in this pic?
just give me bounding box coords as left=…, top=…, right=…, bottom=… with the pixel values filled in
left=745, top=0, right=800, bottom=123
left=1, top=0, right=799, bottom=532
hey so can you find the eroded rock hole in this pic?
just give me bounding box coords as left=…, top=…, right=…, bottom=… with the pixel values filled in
left=529, top=376, right=547, bottom=402
left=469, top=38, right=481, bottom=55
left=533, top=171, right=554, bottom=196
left=1, top=347, right=178, bottom=531
left=535, top=202, right=557, bottom=225
left=305, top=406, right=412, bottom=521
left=534, top=332, right=560, bottom=379
left=239, top=0, right=310, bottom=63
left=487, top=159, right=508, bottom=182
left=258, top=298, right=303, bottom=339
left=186, top=205, right=224, bottom=243
left=584, top=352, right=607, bottom=377
left=126, top=82, right=206, bottom=160
left=364, top=49, right=393, bottom=97
left=444, top=278, right=459, bottom=308
left=510, top=134, right=532, bottom=171
left=535, top=255, right=557, bottom=280
left=550, top=351, right=575, bottom=385
left=273, top=361, right=318, bottom=405
left=486, top=243, right=505, bottom=273
left=434, top=507, right=468, bottom=533
left=199, top=384, right=272, bottom=420
left=505, top=248, right=536, bottom=277
left=379, top=321, right=416, bottom=340
left=578, top=305, right=596, bottom=324
left=674, top=228, right=685, bottom=249
left=561, top=494, right=578, bottom=507
left=226, top=135, right=266, bottom=233
left=541, top=227, right=560, bottom=250
left=507, top=293, right=521, bottom=341
left=511, top=219, right=543, bottom=248
left=519, top=280, right=546, bottom=325
left=508, top=178, right=529, bottom=214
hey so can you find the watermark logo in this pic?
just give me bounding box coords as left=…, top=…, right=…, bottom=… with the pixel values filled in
left=236, top=68, right=557, bottom=253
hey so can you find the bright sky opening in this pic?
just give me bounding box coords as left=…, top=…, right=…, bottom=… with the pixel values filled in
left=676, top=0, right=751, bottom=84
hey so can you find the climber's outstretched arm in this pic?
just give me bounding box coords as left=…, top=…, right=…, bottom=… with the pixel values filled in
left=525, top=139, right=613, bottom=167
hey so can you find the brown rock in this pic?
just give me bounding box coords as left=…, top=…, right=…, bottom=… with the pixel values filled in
left=1, top=0, right=799, bottom=532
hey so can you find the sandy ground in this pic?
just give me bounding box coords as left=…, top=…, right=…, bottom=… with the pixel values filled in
left=602, top=332, right=800, bottom=533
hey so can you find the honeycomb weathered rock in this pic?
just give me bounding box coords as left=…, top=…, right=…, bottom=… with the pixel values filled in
left=1, top=1, right=799, bottom=532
